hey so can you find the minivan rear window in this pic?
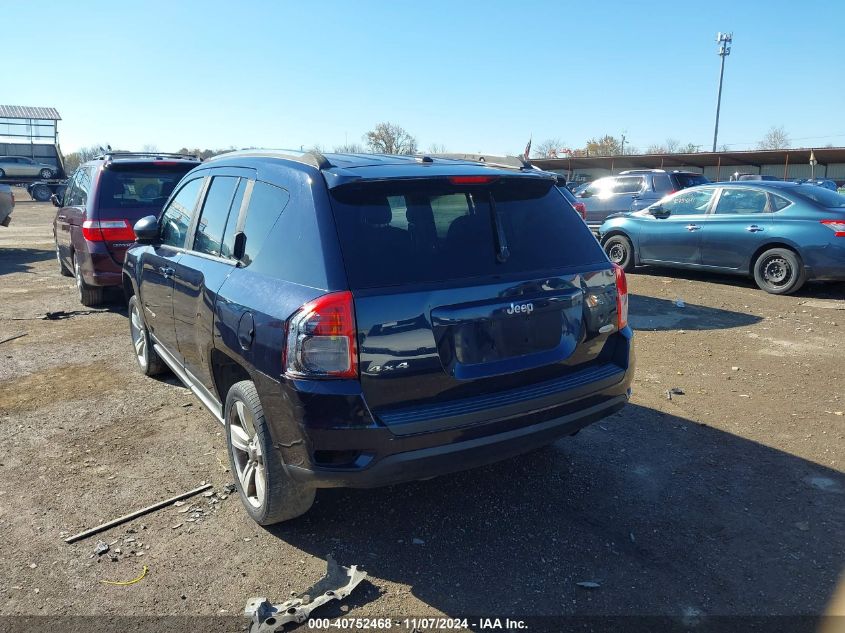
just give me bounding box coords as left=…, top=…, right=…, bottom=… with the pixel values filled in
left=329, top=178, right=606, bottom=289
left=95, top=167, right=194, bottom=213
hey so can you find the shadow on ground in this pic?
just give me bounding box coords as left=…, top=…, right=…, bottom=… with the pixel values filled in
left=632, top=266, right=845, bottom=300
left=628, top=294, right=762, bottom=331
left=270, top=404, right=844, bottom=626
left=0, top=247, right=53, bottom=275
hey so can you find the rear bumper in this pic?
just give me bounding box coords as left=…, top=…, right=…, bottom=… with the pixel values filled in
left=80, top=243, right=124, bottom=287
left=287, top=391, right=630, bottom=488
left=256, top=333, right=635, bottom=489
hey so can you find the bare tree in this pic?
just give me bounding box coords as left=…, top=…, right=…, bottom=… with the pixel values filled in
left=664, top=138, right=680, bottom=153
left=364, top=122, right=417, bottom=155
left=306, top=144, right=325, bottom=154
left=531, top=138, right=565, bottom=158
left=62, top=145, right=101, bottom=173
left=333, top=142, right=366, bottom=153
left=141, top=143, right=159, bottom=153
left=427, top=143, right=448, bottom=154
left=757, top=126, right=790, bottom=150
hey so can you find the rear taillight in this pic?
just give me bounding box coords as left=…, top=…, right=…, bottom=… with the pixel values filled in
left=821, top=219, right=845, bottom=237
left=613, top=264, right=629, bottom=330
left=82, top=219, right=136, bottom=242
left=284, top=291, right=358, bottom=379
left=574, top=202, right=587, bottom=221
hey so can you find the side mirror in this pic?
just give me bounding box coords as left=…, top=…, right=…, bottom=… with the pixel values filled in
left=579, top=189, right=592, bottom=199
left=50, top=193, right=62, bottom=207
left=649, top=204, right=670, bottom=218
left=233, top=231, right=247, bottom=262
left=133, top=215, right=160, bottom=244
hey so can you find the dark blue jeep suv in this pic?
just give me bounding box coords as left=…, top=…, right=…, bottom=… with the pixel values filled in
left=123, top=151, right=634, bottom=524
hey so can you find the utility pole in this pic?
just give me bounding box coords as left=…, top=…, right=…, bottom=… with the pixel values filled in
left=620, top=133, right=626, bottom=156
left=712, top=32, right=733, bottom=152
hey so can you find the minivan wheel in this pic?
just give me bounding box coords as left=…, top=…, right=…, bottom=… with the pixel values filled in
left=603, top=234, right=635, bottom=272
left=128, top=295, right=166, bottom=376
left=225, top=380, right=315, bottom=525
left=55, top=241, right=72, bottom=277
left=753, top=248, right=806, bottom=295
left=73, top=253, right=104, bottom=306
left=39, top=168, right=53, bottom=179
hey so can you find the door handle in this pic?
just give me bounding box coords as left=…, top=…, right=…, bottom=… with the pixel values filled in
left=158, top=266, right=175, bottom=279
left=746, top=225, right=764, bottom=232
left=686, top=224, right=701, bottom=231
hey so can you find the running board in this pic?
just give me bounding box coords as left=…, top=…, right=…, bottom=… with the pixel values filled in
left=152, top=341, right=225, bottom=425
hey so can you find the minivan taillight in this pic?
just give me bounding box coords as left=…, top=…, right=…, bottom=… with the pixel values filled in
left=82, top=219, right=136, bottom=242
left=613, top=264, right=629, bottom=330
left=284, top=291, right=358, bottom=379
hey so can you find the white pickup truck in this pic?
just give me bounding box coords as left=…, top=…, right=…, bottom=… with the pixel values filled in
left=0, top=184, right=14, bottom=226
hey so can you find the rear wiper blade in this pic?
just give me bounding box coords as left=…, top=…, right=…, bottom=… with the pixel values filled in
left=488, top=192, right=510, bottom=263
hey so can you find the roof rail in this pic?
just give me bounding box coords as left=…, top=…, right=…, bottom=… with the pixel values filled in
left=96, top=151, right=200, bottom=162
left=204, top=148, right=334, bottom=170
left=425, top=153, right=531, bottom=170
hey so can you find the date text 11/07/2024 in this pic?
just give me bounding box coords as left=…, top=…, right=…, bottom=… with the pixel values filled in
left=307, top=618, right=529, bottom=630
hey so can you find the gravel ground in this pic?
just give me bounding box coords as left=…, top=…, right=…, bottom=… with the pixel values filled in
left=1, top=199, right=844, bottom=630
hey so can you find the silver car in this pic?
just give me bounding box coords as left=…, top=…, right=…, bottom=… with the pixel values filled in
left=0, top=184, right=14, bottom=226
left=0, top=156, right=56, bottom=179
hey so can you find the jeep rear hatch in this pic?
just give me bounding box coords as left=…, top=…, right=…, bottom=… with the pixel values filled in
left=327, top=176, right=627, bottom=430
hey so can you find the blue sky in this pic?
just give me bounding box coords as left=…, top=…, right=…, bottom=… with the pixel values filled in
left=7, top=0, right=845, bottom=154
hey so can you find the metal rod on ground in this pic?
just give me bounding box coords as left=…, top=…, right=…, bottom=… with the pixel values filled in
left=0, top=332, right=27, bottom=345
left=64, top=483, right=213, bottom=544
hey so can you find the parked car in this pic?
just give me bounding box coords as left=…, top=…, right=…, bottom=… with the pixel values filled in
left=797, top=179, right=838, bottom=191
left=0, top=155, right=57, bottom=179
left=52, top=152, right=200, bottom=305
left=574, top=169, right=709, bottom=227
left=730, top=173, right=781, bottom=182
left=599, top=182, right=845, bottom=294
left=557, top=180, right=587, bottom=221
left=123, top=151, right=635, bottom=525
left=0, top=184, right=14, bottom=226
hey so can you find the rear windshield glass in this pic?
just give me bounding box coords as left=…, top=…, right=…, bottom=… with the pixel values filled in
left=672, top=173, right=709, bottom=188
left=792, top=185, right=845, bottom=208
left=95, top=167, right=194, bottom=211
left=329, top=178, right=605, bottom=289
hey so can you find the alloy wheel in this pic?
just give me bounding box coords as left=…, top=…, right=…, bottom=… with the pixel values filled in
left=129, top=302, right=147, bottom=367
left=228, top=400, right=266, bottom=509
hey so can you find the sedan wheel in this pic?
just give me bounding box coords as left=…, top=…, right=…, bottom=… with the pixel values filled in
left=39, top=168, right=53, bottom=179
left=602, top=234, right=635, bottom=272
left=753, top=247, right=806, bottom=295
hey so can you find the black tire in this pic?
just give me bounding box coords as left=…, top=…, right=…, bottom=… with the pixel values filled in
left=39, top=168, right=53, bottom=179
left=603, top=234, right=635, bottom=272
left=31, top=184, right=51, bottom=202
left=128, top=295, right=167, bottom=376
left=55, top=241, right=72, bottom=277
left=752, top=248, right=806, bottom=295
left=225, top=380, right=315, bottom=525
left=72, top=252, right=104, bottom=306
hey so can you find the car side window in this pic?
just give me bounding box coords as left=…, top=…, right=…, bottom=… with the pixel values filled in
left=63, top=171, right=81, bottom=206
left=661, top=189, right=714, bottom=215
left=193, top=176, right=240, bottom=257
left=220, top=178, right=248, bottom=258
left=714, top=188, right=769, bottom=215
left=613, top=176, right=643, bottom=194
left=240, top=181, right=290, bottom=266
left=769, top=193, right=792, bottom=212
left=160, top=177, right=203, bottom=248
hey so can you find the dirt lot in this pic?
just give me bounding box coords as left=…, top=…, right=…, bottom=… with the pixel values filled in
left=1, top=199, right=844, bottom=629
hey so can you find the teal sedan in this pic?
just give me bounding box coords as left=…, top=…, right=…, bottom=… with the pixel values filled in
left=598, top=182, right=845, bottom=295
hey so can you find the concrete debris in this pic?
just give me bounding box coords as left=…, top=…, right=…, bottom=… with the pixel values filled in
left=245, top=555, right=367, bottom=632
left=666, top=387, right=685, bottom=400
left=94, top=541, right=110, bottom=556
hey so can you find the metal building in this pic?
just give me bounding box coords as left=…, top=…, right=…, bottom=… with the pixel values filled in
left=0, top=105, right=64, bottom=174
left=530, top=147, right=845, bottom=186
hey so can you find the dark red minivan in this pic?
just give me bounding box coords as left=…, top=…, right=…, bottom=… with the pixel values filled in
left=53, top=152, right=199, bottom=305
